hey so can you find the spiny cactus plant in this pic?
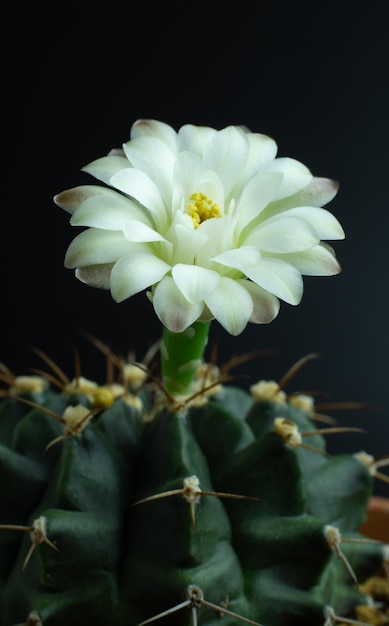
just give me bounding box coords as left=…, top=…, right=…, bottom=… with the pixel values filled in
left=1, top=119, right=388, bottom=626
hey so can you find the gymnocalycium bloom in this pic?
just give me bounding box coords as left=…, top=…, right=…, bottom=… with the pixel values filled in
left=55, top=119, right=344, bottom=336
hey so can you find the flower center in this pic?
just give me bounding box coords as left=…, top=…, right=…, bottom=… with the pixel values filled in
left=186, top=192, right=222, bottom=229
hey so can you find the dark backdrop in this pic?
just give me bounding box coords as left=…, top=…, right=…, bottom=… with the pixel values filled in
left=2, top=2, right=388, bottom=494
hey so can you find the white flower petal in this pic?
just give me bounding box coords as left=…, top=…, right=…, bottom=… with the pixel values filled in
left=109, top=168, right=166, bottom=220
left=54, top=185, right=115, bottom=215
left=278, top=243, right=342, bottom=276
left=264, top=157, right=313, bottom=199
left=108, top=148, right=126, bottom=158
left=243, top=216, right=318, bottom=252
left=265, top=206, right=345, bottom=240
left=205, top=277, right=253, bottom=335
left=70, top=193, right=151, bottom=229
left=173, top=151, right=207, bottom=197
left=65, top=229, right=136, bottom=268
left=234, top=171, right=284, bottom=230
left=123, top=136, right=175, bottom=204
left=82, top=155, right=129, bottom=185
left=122, top=221, right=167, bottom=242
left=110, top=253, right=170, bottom=302
left=214, top=248, right=303, bottom=304
left=178, top=124, right=217, bottom=157
left=213, top=246, right=262, bottom=269
left=172, top=264, right=220, bottom=303
left=195, top=217, right=235, bottom=262
left=166, top=218, right=208, bottom=264
left=248, top=258, right=304, bottom=304
left=237, top=279, right=280, bottom=323
left=243, top=132, right=278, bottom=179
left=153, top=275, right=204, bottom=332
left=130, top=119, right=178, bottom=152
left=75, top=264, right=113, bottom=289
left=173, top=151, right=225, bottom=208
left=268, top=177, right=339, bottom=211
left=203, top=126, right=249, bottom=198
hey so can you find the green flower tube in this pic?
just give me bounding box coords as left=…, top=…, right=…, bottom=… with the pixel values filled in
left=160, top=321, right=211, bottom=396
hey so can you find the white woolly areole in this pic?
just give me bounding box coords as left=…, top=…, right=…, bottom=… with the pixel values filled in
left=10, top=376, right=48, bottom=395
left=273, top=417, right=302, bottom=446
left=250, top=380, right=287, bottom=403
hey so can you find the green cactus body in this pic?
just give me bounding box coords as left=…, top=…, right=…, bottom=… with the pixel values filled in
left=0, top=353, right=387, bottom=626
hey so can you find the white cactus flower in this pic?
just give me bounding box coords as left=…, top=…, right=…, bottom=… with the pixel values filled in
left=55, top=119, right=344, bottom=335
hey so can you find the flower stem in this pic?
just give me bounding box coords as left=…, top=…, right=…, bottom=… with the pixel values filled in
left=161, top=321, right=211, bottom=396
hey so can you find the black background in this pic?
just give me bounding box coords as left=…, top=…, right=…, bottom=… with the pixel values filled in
left=2, top=2, right=388, bottom=494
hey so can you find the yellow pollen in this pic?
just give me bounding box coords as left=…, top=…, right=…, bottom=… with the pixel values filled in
left=187, top=192, right=221, bottom=229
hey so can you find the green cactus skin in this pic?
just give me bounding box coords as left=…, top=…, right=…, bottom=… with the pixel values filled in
left=0, top=353, right=387, bottom=626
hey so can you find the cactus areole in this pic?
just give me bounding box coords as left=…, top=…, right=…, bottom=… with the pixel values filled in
left=0, top=120, right=387, bottom=626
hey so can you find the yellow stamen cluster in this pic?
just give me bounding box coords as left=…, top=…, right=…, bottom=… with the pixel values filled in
left=187, top=192, right=221, bottom=229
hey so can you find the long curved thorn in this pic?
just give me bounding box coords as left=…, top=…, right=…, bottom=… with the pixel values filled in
left=78, top=328, right=122, bottom=384
left=311, top=412, right=339, bottom=425
left=332, top=543, right=359, bottom=586
left=131, top=489, right=184, bottom=506
left=220, top=347, right=276, bottom=376
left=78, top=329, right=120, bottom=363
left=341, top=537, right=382, bottom=545
left=72, top=345, right=82, bottom=381
left=302, top=427, right=366, bottom=437
left=371, top=456, right=389, bottom=484
left=324, top=606, right=372, bottom=625
left=0, top=371, right=15, bottom=385
left=315, top=401, right=380, bottom=412
left=374, top=454, right=389, bottom=468
left=142, top=338, right=162, bottom=366
left=0, top=524, right=31, bottom=532
left=199, top=490, right=260, bottom=502
left=28, top=368, right=65, bottom=390
left=44, top=434, right=67, bottom=452
left=200, top=598, right=262, bottom=625
left=296, top=442, right=331, bottom=457
left=374, top=471, right=389, bottom=484
left=13, top=397, right=64, bottom=424
left=278, top=352, right=321, bottom=391
left=182, top=376, right=235, bottom=406
left=137, top=599, right=191, bottom=626
left=132, top=488, right=260, bottom=507
left=30, top=347, right=69, bottom=385
left=22, top=543, right=39, bottom=571
left=289, top=389, right=330, bottom=398
left=130, top=361, right=175, bottom=403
